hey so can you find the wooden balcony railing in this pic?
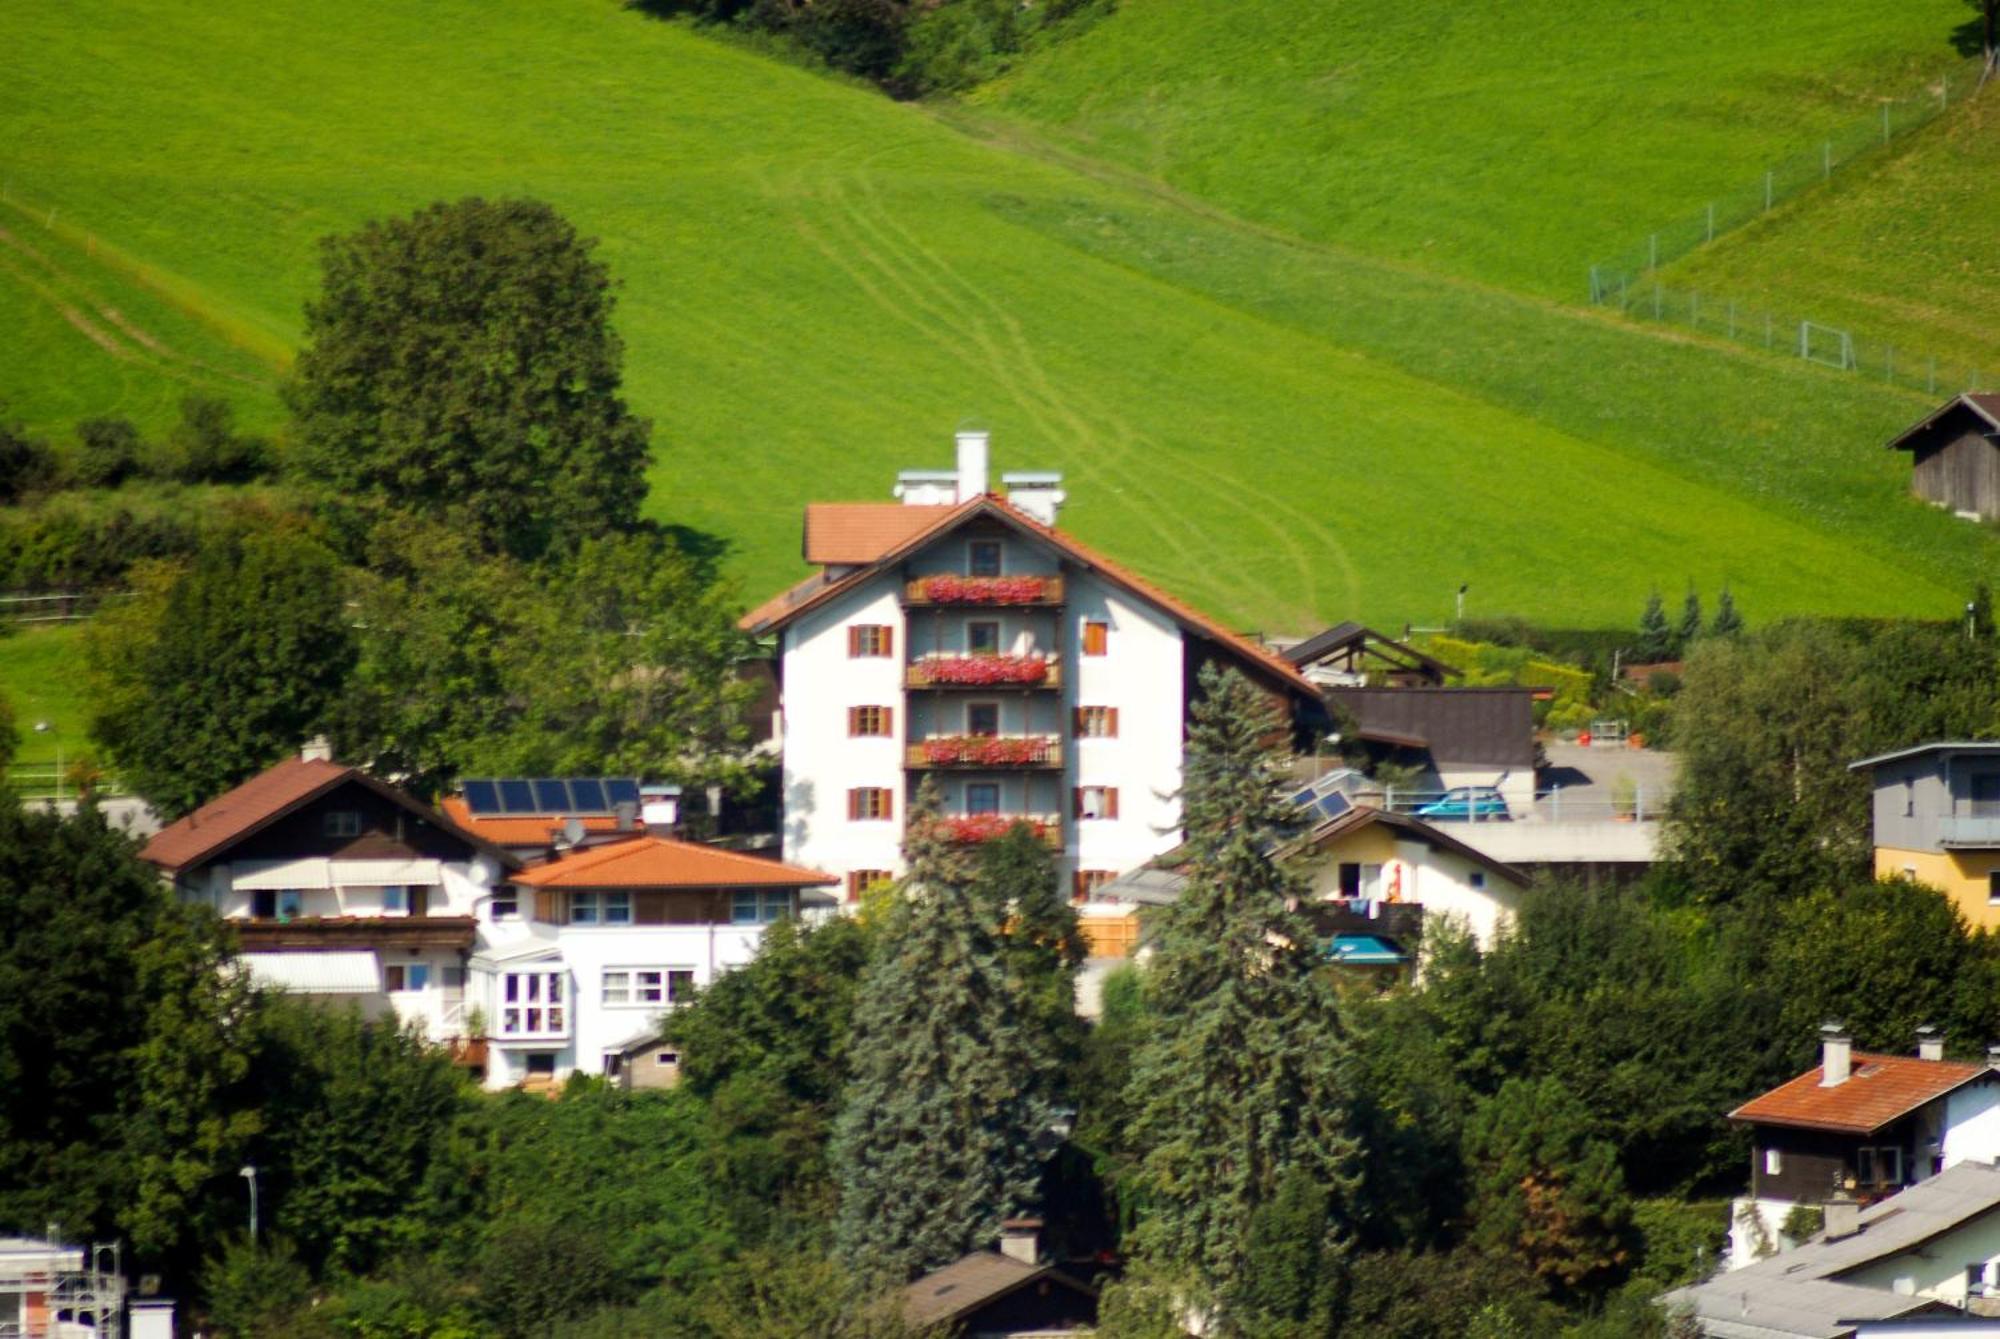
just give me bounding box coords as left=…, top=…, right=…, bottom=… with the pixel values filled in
left=230, top=915, right=478, bottom=951
left=903, top=573, right=1065, bottom=607
left=906, top=655, right=1060, bottom=691
left=915, top=814, right=1064, bottom=848
left=906, top=736, right=1063, bottom=769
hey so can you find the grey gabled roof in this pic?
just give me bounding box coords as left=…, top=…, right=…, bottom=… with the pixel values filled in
left=1664, top=1164, right=2000, bottom=1337
left=1849, top=741, right=2000, bottom=771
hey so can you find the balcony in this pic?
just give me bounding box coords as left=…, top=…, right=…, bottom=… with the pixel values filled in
left=1940, top=815, right=2000, bottom=847
left=230, top=915, right=478, bottom=952
left=906, top=654, right=1060, bottom=691
left=907, top=736, right=1063, bottom=770
left=903, top=573, right=1065, bottom=608
left=917, top=814, right=1063, bottom=848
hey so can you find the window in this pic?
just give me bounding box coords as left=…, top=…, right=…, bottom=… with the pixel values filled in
left=1904, top=775, right=1916, bottom=817
left=1468, top=872, right=1487, bottom=891
left=967, top=783, right=1001, bottom=816
left=570, top=892, right=633, bottom=925
left=525, top=1052, right=558, bottom=1076
left=848, top=787, right=893, bottom=821
left=603, top=968, right=700, bottom=1006
left=969, top=541, right=1002, bottom=577
left=441, top=965, right=466, bottom=990
left=323, top=810, right=362, bottom=838
left=253, top=889, right=276, bottom=919
left=1075, top=786, right=1119, bottom=820
left=1968, top=1262, right=1990, bottom=1295
left=656, top=1051, right=680, bottom=1067
left=252, top=889, right=306, bottom=920
left=1856, top=1145, right=1904, bottom=1188
left=732, top=890, right=794, bottom=925
left=1081, top=620, right=1109, bottom=656
left=383, top=963, right=430, bottom=992
left=382, top=885, right=409, bottom=914
left=276, top=889, right=303, bottom=921
left=847, top=869, right=893, bottom=903
left=1990, top=872, right=2000, bottom=906
left=500, top=971, right=566, bottom=1036
left=1764, top=1148, right=1783, bottom=1177
left=967, top=703, right=1000, bottom=737
left=490, top=889, right=520, bottom=920
left=848, top=625, right=893, bottom=658
left=968, top=620, right=1001, bottom=655
left=1073, top=869, right=1117, bottom=902
left=1337, top=863, right=1361, bottom=899
left=1075, top=706, right=1119, bottom=738
left=849, top=705, right=894, bottom=737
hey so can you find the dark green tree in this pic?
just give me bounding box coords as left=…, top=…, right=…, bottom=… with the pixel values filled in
left=1673, top=586, right=1702, bottom=655
left=1122, top=665, right=1360, bottom=1320
left=1634, top=590, right=1673, bottom=662
left=1708, top=586, right=1742, bottom=639
left=831, top=780, right=1054, bottom=1283
left=285, top=197, right=650, bottom=563
left=972, top=824, right=1084, bottom=1088
left=0, top=420, right=62, bottom=502
left=72, top=416, right=145, bottom=488
left=198, top=1236, right=328, bottom=1339
left=0, top=802, right=257, bottom=1280
left=1463, top=1077, right=1633, bottom=1297
left=1229, top=1170, right=1342, bottom=1335
left=166, top=396, right=273, bottom=484
left=86, top=526, right=355, bottom=818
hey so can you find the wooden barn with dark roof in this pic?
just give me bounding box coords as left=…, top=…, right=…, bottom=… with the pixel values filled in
left=1888, top=392, right=2000, bottom=520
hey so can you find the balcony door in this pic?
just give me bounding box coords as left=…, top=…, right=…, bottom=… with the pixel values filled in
left=1973, top=774, right=2000, bottom=818
left=967, top=703, right=1000, bottom=738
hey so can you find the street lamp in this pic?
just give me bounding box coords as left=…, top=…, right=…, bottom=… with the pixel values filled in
left=32, top=721, right=59, bottom=803
left=239, top=1165, right=259, bottom=1244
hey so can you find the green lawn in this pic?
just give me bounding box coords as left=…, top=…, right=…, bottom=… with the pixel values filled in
left=1664, top=85, right=2000, bottom=377
left=0, top=624, right=89, bottom=769
left=0, top=0, right=1994, bottom=651
left=976, top=0, right=1971, bottom=298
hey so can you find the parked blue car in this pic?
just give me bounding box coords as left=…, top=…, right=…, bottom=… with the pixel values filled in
left=1414, top=787, right=1510, bottom=821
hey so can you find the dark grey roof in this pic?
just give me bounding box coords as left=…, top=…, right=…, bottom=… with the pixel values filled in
left=1849, top=741, right=2000, bottom=771
left=1282, top=622, right=1459, bottom=679
left=1327, top=686, right=1535, bottom=768
left=1886, top=392, right=2000, bottom=453
left=902, top=1251, right=1096, bottom=1328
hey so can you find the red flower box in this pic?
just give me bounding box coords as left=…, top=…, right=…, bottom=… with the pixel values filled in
left=921, top=735, right=1054, bottom=765
left=914, top=655, right=1049, bottom=686
left=918, top=574, right=1050, bottom=605
left=926, top=815, right=1049, bottom=844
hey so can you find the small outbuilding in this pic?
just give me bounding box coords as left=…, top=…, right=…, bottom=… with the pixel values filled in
left=1888, top=392, right=2000, bottom=520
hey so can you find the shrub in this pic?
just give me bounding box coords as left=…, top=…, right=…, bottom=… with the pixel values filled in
left=72, top=417, right=146, bottom=488
left=0, top=421, right=65, bottom=502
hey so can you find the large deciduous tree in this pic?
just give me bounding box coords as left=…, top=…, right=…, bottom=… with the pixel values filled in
left=85, top=524, right=355, bottom=819
left=831, top=781, right=1055, bottom=1283
left=285, top=197, right=651, bottom=563
left=1121, top=665, right=1360, bottom=1324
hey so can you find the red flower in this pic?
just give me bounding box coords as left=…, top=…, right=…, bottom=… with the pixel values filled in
left=913, top=655, right=1049, bottom=686
left=921, top=735, right=1054, bottom=765
left=924, top=815, right=1048, bottom=843
left=918, top=574, right=1049, bottom=605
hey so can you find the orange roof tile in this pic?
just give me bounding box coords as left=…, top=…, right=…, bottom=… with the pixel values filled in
left=513, top=835, right=837, bottom=890
left=805, top=503, right=954, bottom=564
left=745, top=495, right=1317, bottom=697
left=437, top=797, right=624, bottom=848
left=1729, top=1053, right=1991, bottom=1135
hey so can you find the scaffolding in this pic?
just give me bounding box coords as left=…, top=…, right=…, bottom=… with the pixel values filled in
left=0, top=1239, right=125, bottom=1339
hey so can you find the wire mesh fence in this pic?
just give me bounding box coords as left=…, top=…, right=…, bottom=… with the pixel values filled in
left=1585, top=56, right=1995, bottom=395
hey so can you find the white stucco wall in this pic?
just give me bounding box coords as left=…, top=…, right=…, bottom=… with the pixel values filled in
left=1302, top=833, right=1518, bottom=950
left=1945, top=1081, right=2000, bottom=1169
left=1840, top=1207, right=2000, bottom=1304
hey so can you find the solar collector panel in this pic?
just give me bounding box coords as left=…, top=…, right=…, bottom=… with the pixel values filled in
left=462, top=780, right=500, bottom=815
left=605, top=779, right=641, bottom=808
left=569, top=779, right=607, bottom=812
left=498, top=779, right=535, bottom=813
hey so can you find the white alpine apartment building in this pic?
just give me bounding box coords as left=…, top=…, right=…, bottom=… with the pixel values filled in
left=741, top=430, right=1318, bottom=913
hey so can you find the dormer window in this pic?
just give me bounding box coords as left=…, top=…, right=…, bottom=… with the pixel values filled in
left=969, top=541, right=1002, bottom=577
left=323, top=810, right=362, bottom=838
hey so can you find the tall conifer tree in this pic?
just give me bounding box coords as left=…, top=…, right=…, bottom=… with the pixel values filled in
left=972, top=825, right=1085, bottom=1094
left=1710, top=586, right=1743, bottom=639
left=1635, top=590, right=1673, bottom=662
left=831, top=781, right=1054, bottom=1283
left=1122, top=666, right=1360, bottom=1320
left=1674, top=586, right=1703, bottom=655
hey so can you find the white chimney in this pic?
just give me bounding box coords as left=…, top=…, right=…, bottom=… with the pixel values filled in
left=1820, top=1024, right=1852, bottom=1086
left=998, top=1217, right=1043, bottom=1266
left=956, top=429, right=990, bottom=502
left=1823, top=1199, right=1861, bottom=1242
left=1988, top=1043, right=2000, bottom=1072
left=1918, top=1025, right=1944, bottom=1062
left=1003, top=471, right=1066, bottom=527
left=300, top=736, right=333, bottom=763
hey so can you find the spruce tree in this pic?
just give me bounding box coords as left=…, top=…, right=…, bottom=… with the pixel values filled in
left=1709, top=585, right=1743, bottom=639
left=1673, top=586, right=1702, bottom=655
left=831, top=780, right=1054, bottom=1284
left=1121, top=666, right=1360, bottom=1322
left=972, top=825, right=1085, bottom=1091
left=1634, top=590, right=1673, bottom=663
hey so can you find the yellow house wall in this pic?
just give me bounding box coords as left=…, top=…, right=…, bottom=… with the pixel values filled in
left=1304, top=823, right=1517, bottom=949
left=1877, top=846, right=2000, bottom=931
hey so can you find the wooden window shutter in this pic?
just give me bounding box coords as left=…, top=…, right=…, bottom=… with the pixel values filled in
left=1072, top=707, right=1085, bottom=734
left=847, top=626, right=861, bottom=657
left=847, top=788, right=860, bottom=821
left=1106, top=788, right=1120, bottom=819
left=847, top=707, right=860, bottom=736
left=884, top=706, right=894, bottom=735
left=1071, top=786, right=1084, bottom=819
left=1107, top=707, right=1119, bottom=737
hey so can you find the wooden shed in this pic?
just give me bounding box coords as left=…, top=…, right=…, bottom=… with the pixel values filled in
left=1888, top=392, right=2000, bottom=520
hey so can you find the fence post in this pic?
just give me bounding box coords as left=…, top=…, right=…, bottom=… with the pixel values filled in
left=1886, top=346, right=1895, bottom=383
left=1883, top=102, right=1891, bottom=144
left=1823, top=140, right=1832, bottom=180
left=1691, top=291, right=1700, bottom=327
left=1654, top=284, right=1662, bottom=319
left=1799, top=321, right=1809, bottom=358
left=1589, top=265, right=1601, bottom=304
left=1728, top=300, right=1736, bottom=339
left=1706, top=201, right=1714, bottom=243
left=1930, top=358, right=1938, bottom=394
left=1765, top=171, right=1773, bottom=212
left=1649, top=233, right=1658, bottom=271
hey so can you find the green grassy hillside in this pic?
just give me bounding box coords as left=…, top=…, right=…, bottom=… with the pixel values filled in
left=0, top=625, right=88, bottom=768
left=1, top=0, right=1993, bottom=644
left=977, top=0, right=1969, bottom=297
left=1664, top=86, right=2000, bottom=376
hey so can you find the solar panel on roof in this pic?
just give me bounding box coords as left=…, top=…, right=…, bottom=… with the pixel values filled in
left=532, top=778, right=570, bottom=812
left=1289, top=785, right=1318, bottom=809
left=1314, top=793, right=1351, bottom=821
left=605, top=779, right=641, bottom=807
left=462, top=780, right=500, bottom=815
left=498, top=779, right=535, bottom=813
left=569, top=779, right=606, bottom=812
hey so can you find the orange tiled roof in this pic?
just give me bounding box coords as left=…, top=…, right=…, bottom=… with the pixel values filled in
left=437, top=797, right=623, bottom=847
left=804, top=503, right=954, bottom=564
left=513, top=835, right=837, bottom=890
left=744, top=495, right=1317, bottom=697
left=142, top=757, right=356, bottom=872
left=1729, top=1053, right=1991, bottom=1135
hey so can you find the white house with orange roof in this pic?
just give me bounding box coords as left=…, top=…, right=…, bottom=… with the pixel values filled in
left=741, top=430, right=1320, bottom=933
